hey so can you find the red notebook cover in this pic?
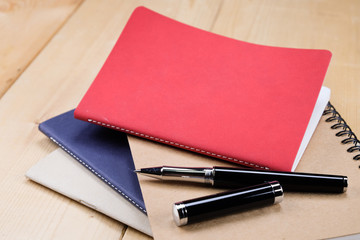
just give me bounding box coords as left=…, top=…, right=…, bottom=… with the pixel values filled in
left=75, top=7, right=331, bottom=171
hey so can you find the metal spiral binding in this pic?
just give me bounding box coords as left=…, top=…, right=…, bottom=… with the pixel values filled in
left=323, top=102, right=360, bottom=163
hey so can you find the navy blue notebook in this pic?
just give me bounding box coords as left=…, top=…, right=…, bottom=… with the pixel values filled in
left=39, top=110, right=146, bottom=213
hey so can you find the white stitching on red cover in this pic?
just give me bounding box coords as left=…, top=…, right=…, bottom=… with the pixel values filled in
left=87, top=119, right=269, bottom=170
left=49, top=137, right=147, bottom=213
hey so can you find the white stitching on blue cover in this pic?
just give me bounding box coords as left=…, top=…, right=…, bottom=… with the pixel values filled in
left=87, top=119, right=269, bottom=170
left=49, top=137, right=147, bottom=213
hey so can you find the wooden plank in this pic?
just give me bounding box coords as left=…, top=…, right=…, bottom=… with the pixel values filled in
left=0, top=0, right=358, bottom=239
left=0, top=0, right=84, bottom=98
left=0, top=0, right=222, bottom=239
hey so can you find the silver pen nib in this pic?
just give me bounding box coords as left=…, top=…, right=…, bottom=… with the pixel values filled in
left=134, top=167, right=164, bottom=180
left=135, top=166, right=215, bottom=185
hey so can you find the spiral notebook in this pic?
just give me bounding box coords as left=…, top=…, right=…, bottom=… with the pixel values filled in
left=74, top=6, right=332, bottom=172
left=129, top=102, right=360, bottom=240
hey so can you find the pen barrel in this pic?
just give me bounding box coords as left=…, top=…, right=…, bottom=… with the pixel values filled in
left=213, top=167, right=348, bottom=193
left=172, top=181, right=283, bottom=226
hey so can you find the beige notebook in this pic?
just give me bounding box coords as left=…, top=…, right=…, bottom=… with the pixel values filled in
left=129, top=103, right=360, bottom=240
left=26, top=149, right=152, bottom=236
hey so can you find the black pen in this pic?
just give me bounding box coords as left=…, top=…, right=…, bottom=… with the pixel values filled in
left=173, top=181, right=283, bottom=226
left=135, top=166, right=348, bottom=193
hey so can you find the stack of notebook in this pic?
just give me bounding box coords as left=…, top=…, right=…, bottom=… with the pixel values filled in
left=26, top=7, right=360, bottom=239
left=26, top=110, right=152, bottom=236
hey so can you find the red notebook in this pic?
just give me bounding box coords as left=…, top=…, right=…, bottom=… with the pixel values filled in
left=75, top=7, right=331, bottom=171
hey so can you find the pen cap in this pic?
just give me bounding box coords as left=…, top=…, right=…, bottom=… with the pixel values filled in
left=172, top=181, right=283, bottom=226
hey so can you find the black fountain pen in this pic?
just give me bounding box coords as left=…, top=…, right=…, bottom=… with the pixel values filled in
left=135, top=166, right=348, bottom=193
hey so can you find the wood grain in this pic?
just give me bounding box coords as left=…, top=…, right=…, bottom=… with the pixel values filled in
left=0, top=0, right=358, bottom=239
left=0, top=0, right=84, bottom=98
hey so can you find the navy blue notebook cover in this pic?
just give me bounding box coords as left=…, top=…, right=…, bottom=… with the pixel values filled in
left=39, top=110, right=146, bottom=213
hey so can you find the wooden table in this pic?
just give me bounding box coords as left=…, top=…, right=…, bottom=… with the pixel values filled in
left=0, top=1, right=358, bottom=239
